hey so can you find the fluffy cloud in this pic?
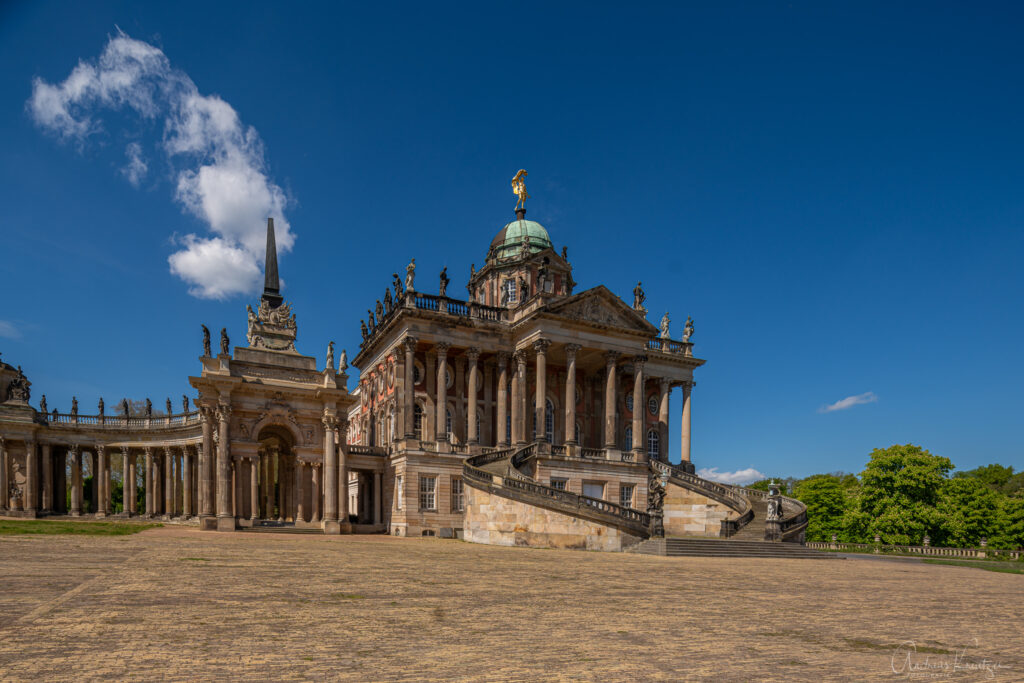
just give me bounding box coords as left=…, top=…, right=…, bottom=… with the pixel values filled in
left=27, top=30, right=292, bottom=299
left=697, top=467, right=765, bottom=485
left=0, top=320, right=22, bottom=340
left=819, top=391, right=878, bottom=413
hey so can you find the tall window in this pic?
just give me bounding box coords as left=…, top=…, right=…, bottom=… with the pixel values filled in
left=396, top=475, right=404, bottom=510
left=624, top=426, right=633, bottom=450
left=503, top=279, right=517, bottom=303
left=574, top=421, right=582, bottom=445
left=451, top=477, right=464, bottom=512
left=445, top=409, right=452, bottom=440
left=419, top=476, right=436, bottom=510
left=620, top=484, right=635, bottom=508
left=505, top=413, right=511, bottom=444
left=476, top=411, right=482, bottom=442
left=583, top=482, right=605, bottom=499
left=625, top=392, right=634, bottom=412
left=550, top=478, right=567, bottom=491
left=532, top=399, right=555, bottom=442
left=414, top=403, right=423, bottom=439
left=647, top=429, right=660, bottom=459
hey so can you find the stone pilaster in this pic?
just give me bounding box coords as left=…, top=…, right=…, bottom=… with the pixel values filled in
left=435, top=342, right=450, bottom=442
left=373, top=471, right=382, bottom=525
left=402, top=337, right=417, bottom=437
left=466, top=347, right=480, bottom=445
left=215, top=402, right=234, bottom=530
left=322, top=412, right=339, bottom=533
left=564, top=344, right=581, bottom=445
left=199, top=406, right=215, bottom=522
left=534, top=339, right=550, bottom=442
left=680, top=381, right=693, bottom=463
left=603, top=351, right=621, bottom=448
left=512, top=350, right=527, bottom=445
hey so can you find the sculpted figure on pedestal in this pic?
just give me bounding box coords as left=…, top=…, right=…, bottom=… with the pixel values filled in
left=145, top=398, right=152, bottom=418
left=71, top=396, right=78, bottom=416
left=659, top=313, right=671, bottom=340
left=439, top=267, right=450, bottom=297
left=360, top=320, right=368, bottom=340
left=405, top=258, right=416, bottom=291
left=511, top=169, right=529, bottom=211
left=392, top=272, right=403, bottom=297
left=384, top=288, right=393, bottom=313
left=166, top=397, right=172, bottom=415
left=367, top=309, right=375, bottom=330
left=182, top=394, right=189, bottom=413
left=39, top=395, right=47, bottom=414
left=5, top=367, right=30, bottom=403
left=220, top=328, right=230, bottom=355
left=683, top=316, right=694, bottom=342
left=633, top=281, right=646, bottom=311
left=201, top=325, right=211, bottom=357
left=339, top=349, right=348, bottom=372
left=98, top=397, right=104, bottom=416
left=518, top=276, right=528, bottom=302
left=121, top=398, right=130, bottom=417
left=326, top=341, right=335, bottom=369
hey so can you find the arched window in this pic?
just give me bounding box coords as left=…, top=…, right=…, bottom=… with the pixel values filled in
left=574, top=421, right=582, bottom=445
left=647, top=429, right=660, bottom=459
left=413, top=403, right=423, bottom=439
left=624, top=426, right=633, bottom=450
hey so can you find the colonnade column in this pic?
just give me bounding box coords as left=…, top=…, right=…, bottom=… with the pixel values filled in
left=435, top=342, right=450, bottom=442
left=94, top=444, right=106, bottom=517
left=466, top=347, right=480, bottom=446
left=23, top=441, right=37, bottom=514
left=41, top=443, right=52, bottom=512
left=70, top=445, right=82, bottom=516
left=164, top=446, right=173, bottom=517
left=322, top=412, right=339, bottom=533
left=631, top=355, right=646, bottom=458
left=249, top=456, right=258, bottom=521
left=311, top=463, right=321, bottom=523
left=104, top=452, right=111, bottom=515
left=496, top=352, right=509, bottom=446
left=534, top=340, right=550, bottom=442
left=0, top=437, right=7, bottom=513
left=658, top=378, right=671, bottom=463
left=564, top=344, right=581, bottom=445
left=512, top=350, right=526, bottom=445
left=183, top=448, right=193, bottom=518
left=338, top=425, right=350, bottom=525
left=125, top=448, right=136, bottom=515
left=403, top=337, right=417, bottom=438
left=680, top=381, right=693, bottom=464
left=215, top=401, right=233, bottom=530
left=604, top=351, right=621, bottom=448
left=373, top=471, right=382, bottom=525
left=199, top=406, right=215, bottom=522
left=295, top=461, right=304, bottom=522
left=144, top=447, right=153, bottom=516
left=276, top=452, right=285, bottom=522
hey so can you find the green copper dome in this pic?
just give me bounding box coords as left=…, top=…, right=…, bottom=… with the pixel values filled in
left=490, top=215, right=553, bottom=258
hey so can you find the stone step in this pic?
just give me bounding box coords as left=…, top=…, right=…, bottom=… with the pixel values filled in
left=241, top=525, right=324, bottom=535
left=628, top=538, right=836, bottom=559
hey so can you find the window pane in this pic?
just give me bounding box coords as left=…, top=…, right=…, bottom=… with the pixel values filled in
left=582, top=482, right=604, bottom=499
left=620, top=484, right=634, bottom=508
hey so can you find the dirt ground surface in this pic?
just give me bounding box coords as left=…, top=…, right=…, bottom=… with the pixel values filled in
left=0, top=525, right=1020, bottom=681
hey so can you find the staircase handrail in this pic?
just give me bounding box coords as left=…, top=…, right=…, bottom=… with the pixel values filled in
left=650, top=459, right=755, bottom=537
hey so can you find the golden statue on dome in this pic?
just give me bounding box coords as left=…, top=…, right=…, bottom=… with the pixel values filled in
left=511, top=169, right=529, bottom=211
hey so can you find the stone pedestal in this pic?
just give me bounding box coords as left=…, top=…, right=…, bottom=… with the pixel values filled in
left=323, top=520, right=341, bottom=535
left=216, top=516, right=236, bottom=532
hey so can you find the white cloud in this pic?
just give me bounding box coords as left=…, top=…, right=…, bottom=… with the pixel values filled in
left=697, top=467, right=765, bottom=485
left=121, top=142, right=147, bottom=186
left=27, top=29, right=292, bottom=299
left=819, top=391, right=878, bottom=413
left=0, top=320, right=22, bottom=339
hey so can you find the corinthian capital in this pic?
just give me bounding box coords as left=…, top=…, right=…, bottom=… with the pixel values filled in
left=466, top=347, right=481, bottom=364
left=533, top=338, right=551, bottom=355
left=565, top=343, right=582, bottom=359
left=402, top=336, right=418, bottom=353
left=604, top=350, right=622, bottom=366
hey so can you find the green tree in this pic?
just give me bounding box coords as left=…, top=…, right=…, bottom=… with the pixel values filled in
left=857, top=444, right=952, bottom=545
left=792, top=475, right=847, bottom=541
left=937, top=477, right=1000, bottom=547
left=990, top=497, right=1024, bottom=549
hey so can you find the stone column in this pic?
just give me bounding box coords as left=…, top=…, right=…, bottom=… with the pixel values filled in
left=93, top=444, right=106, bottom=517
left=216, top=402, right=233, bottom=530
left=455, top=356, right=466, bottom=442
left=70, top=445, right=82, bottom=516
left=41, top=443, right=52, bottom=512
left=0, top=437, right=7, bottom=513
left=311, top=463, right=321, bottom=523
left=680, top=381, right=693, bottom=464
left=496, top=351, right=509, bottom=446
left=276, top=451, right=285, bottom=522
left=466, top=347, right=480, bottom=445
left=104, top=455, right=111, bottom=515
left=512, top=350, right=527, bottom=445
left=339, top=436, right=350, bottom=524
left=373, top=471, right=382, bottom=524
left=22, top=440, right=37, bottom=514
left=295, top=461, right=304, bottom=522
left=144, top=447, right=153, bottom=516
left=127, top=449, right=136, bottom=515
left=200, top=406, right=215, bottom=521
left=658, top=378, right=671, bottom=462
left=603, top=351, right=621, bottom=448
left=249, top=456, right=258, bottom=521
left=534, top=340, right=550, bottom=442
left=183, top=447, right=193, bottom=518
left=403, top=337, right=417, bottom=437
left=435, top=342, right=450, bottom=442
left=163, top=446, right=173, bottom=517
left=564, top=344, right=581, bottom=444
left=631, top=356, right=646, bottom=457
left=323, top=414, right=338, bottom=531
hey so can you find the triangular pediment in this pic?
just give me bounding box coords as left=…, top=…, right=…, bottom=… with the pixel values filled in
left=545, top=286, right=658, bottom=334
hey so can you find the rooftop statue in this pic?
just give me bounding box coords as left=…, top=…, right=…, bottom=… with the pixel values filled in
left=360, top=319, right=368, bottom=340
left=683, top=316, right=694, bottom=342
left=339, top=349, right=348, bottom=372
left=98, top=397, right=104, bottom=416
left=439, top=267, right=450, bottom=297
left=633, top=281, right=646, bottom=311
left=659, top=313, right=671, bottom=339
left=367, top=309, right=375, bottom=330
left=512, top=169, right=529, bottom=211
left=220, top=328, right=230, bottom=355
left=145, top=398, right=152, bottom=417
left=201, top=324, right=211, bottom=357
left=406, top=258, right=416, bottom=292
left=326, top=341, right=335, bottom=369
left=383, top=288, right=393, bottom=312
left=166, top=397, right=172, bottom=415
left=71, top=396, right=78, bottom=416
left=121, top=398, right=129, bottom=417
left=5, top=366, right=30, bottom=403
left=392, top=272, right=403, bottom=297
left=182, top=394, right=189, bottom=413
left=375, top=299, right=384, bottom=322
left=39, top=394, right=47, bottom=414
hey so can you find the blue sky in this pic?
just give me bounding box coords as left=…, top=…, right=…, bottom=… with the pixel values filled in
left=2, top=2, right=1022, bottom=482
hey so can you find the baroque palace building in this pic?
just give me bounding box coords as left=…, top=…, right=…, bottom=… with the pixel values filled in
left=0, top=172, right=809, bottom=552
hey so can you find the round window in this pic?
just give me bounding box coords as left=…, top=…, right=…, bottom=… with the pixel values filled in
left=648, top=396, right=658, bottom=415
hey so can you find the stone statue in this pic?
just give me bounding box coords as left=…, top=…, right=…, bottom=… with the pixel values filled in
left=439, top=267, right=449, bottom=296
left=145, top=398, right=152, bottom=417
left=537, top=264, right=548, bottom=293
left=375, top=299, right=384, bottom=322
left=470, top=263, right=476, bottom=278
left=659, top=313, right=671, bottom=339
left=182, top=394, right=189, bottom=413
left=683, top=316, right=694, bottom=342
left=511, top=169, right=529, bottom=211
left=166, top=397, right=172, bottom=415
left=71, top=396, right=78, bottom=416
left=633, top=281, right=646, bottom=311
left=219, top=328, right=229, bottom=355
left=121, top=398, right=129, bottom=418
left=500, top=285, right=509, bottom=306
left=339, top=349, right=348, bottom=372
left=326, top=341, right=335, bottom=369
left=561, top=246, right=568, bottom=260
left=520, top=233, right=530, bottom=258
left=51, top=408, right=58, bottom=421
left=5, top=366, right=30, bottom=403
left=383, top=288, right=393, bottom=313
left=392, top=272, right=403, bottom=297
left=766, top=498, right=780, bottom=521
left=647, top=470, right=667, bottom=513
left=246, top=305, right=257, bottom=345
left=360, top=319, right=368, bottom=340
left=39, top=394, right=47, bottom=414
left=201, top=324, right=211, bottom=357
left=406, top=258, right=416, bottom=291
left=367, top=309, right=375, bottom=330
left=98, top=397, right=104, bottom=416
left=518, top=276, right=528, bottom=302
